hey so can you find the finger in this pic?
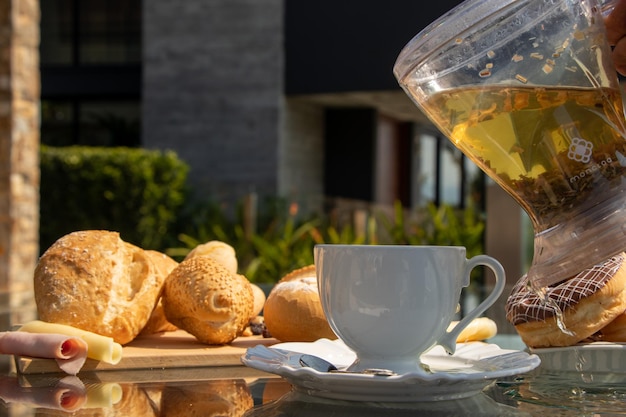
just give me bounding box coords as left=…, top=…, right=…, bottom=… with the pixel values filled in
left=605, top=0, right=626, bottom=44
left=612, top=36, right=626, bottom=75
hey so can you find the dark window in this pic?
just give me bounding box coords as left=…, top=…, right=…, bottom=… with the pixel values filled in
left=79, top=0, right=141, bottom=65
left=412, top=131, right=484, bottom=210
left=40, top=0, right=74, bottom=65
left=324, top=108, right=377, bottom=201
left=40, top=0, right=141, bottom=147
left=41, top=100, right=140, bottom=147
left=41, top=0, right=141, bottom=67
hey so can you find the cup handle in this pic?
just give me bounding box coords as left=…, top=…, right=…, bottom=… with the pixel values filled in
left=437, top=255, right=506, bottom=355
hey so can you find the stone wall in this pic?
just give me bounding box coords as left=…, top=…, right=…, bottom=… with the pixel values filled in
left=142, top=0, right=284, bottom=210
left=280, top=98, right=325, bottom=215
left=0, top=0, right=40, bottom=370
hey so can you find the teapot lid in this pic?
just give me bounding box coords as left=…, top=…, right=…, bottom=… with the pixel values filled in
left=393, top=0, right=529, bottom=84
left=394, top=0, right=618, bottom=85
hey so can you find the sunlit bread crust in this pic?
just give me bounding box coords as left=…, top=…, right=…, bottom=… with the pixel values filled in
left=141, top=250, right=179, bottom=334
left=264, top=265, right=337, bottom=342
left=507, top=254, right=626, bottom=348
left=163, top=256, right=254, bottom=344
left=160, top=379, right=253, bottom=417
left=448, top=317, right=498, bottom=343
left=34, top=230, right=163, bottom=345
left=249, top=281, right=266, bottom=319
left=184, top=240, right=238, bottom=275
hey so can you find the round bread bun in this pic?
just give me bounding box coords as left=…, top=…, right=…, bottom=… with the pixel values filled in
left=162, top=256, right=254, bottom=344
left=263, top=265, right=337, bottom=342
left=160, top=379, right=252, bottom=417
left=184, top=240, right=238, bottom=275
left=249, top=282, right=266, bottom=319
left=448, top=317, right=498, bottom=343
left=505, top=253, right=626, bottom=348
left=141, top=250, right=179, bottom=335
left=34, top=230, right=163, bottom=345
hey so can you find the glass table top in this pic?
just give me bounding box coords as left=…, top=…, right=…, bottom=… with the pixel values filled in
left=2, top=360, right=626, bottom=416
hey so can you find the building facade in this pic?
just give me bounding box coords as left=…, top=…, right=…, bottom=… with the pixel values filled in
left=40, top=0, right=529, bottom=333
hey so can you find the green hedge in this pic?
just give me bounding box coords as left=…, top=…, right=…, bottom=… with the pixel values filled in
left=39, top=146, right=189, bottom=252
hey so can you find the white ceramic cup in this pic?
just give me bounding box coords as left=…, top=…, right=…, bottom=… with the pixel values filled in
left=314, top=244, right=505, bottom=374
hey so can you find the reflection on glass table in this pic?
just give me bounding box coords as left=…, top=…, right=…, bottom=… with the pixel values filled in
left=0, top=361, right=625, bottom=416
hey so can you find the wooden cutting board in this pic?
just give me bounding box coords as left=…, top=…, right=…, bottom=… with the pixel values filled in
left=15, top=330, right=279, bottom=375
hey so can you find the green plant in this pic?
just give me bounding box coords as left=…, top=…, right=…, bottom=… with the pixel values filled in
left=310, top=215, right=378, bottom=246
left=172, top=199, right=319, bottom=282
left=244, top=217, right=319, bottom=283
left=378, top=201, right=484, bottom=256
left=40, top=145, right=189, bottom=251
left=169, top=196, right=485, bottom=284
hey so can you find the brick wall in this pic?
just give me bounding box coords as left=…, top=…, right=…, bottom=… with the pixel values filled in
left=280, top=98, right=325, bottom=214
left=142, top=0, right=284, bottom=209
left=0, top=0, right=40, bottom=371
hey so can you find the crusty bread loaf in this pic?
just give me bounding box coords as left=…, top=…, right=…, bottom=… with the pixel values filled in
left=263, top=265, right=337, bottom=342
left=162, top=256, right=254, bottom=344
left=141, top=250, right=179, bottom=335
left=34, top=230, right=163, bottom=345
left=184, top=240, right=238, bottom=275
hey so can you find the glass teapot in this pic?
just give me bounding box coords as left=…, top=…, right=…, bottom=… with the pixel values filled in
left=394, top=0, right=626, bottom=288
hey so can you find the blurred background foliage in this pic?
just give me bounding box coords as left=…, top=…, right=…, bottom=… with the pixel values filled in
left=40, top=146, right=485, bottom=284
left=170, top=198, right=485, bottom=283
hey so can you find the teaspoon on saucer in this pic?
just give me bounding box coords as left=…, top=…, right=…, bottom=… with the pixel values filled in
left=298, top=354, right=397, bottom=376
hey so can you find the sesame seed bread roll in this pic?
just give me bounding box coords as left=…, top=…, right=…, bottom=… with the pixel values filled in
left=34, top=230, right=163, bottom=345
left=162, top=256, right=254, bottom=344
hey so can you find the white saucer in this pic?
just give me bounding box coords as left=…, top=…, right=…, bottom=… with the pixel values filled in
left=242, top=339, right=540, bottom=402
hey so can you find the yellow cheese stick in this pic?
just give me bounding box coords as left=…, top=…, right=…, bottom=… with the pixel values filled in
left=18, top=321, right=123, bottom=365
left=447, top=317, right=498, bottom=343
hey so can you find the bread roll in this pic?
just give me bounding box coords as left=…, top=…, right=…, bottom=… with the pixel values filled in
left=34, top=230, right=163, bottom=345
left=447, top=317, right=498, bottom=343
left=263, top=265, right=337, bottom=342
left=249, top=282, right=266, bottom=319
left=163, top=257, right=254, bottom=344
left=185, top=241, right=238, bottom=275
left=141, top=251, right=179, bottom=335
